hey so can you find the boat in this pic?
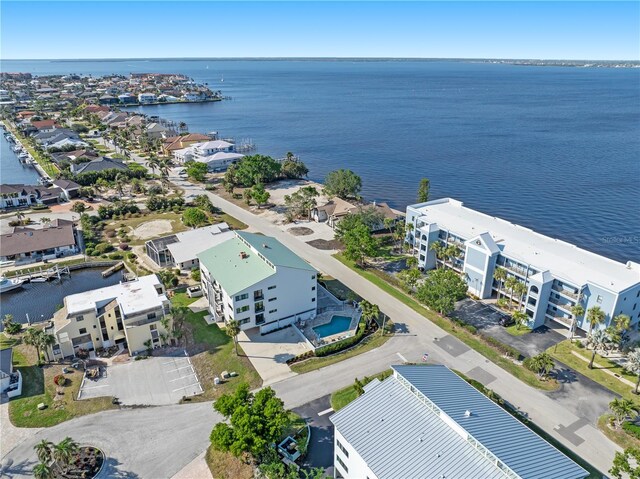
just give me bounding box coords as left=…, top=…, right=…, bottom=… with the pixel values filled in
left=18, top=151, right=28, bottom=159
left=30, top=277, right=48, bottom=283
left=0, top=276, right=24, bottom=293
left=12, top=145, right=22, bottom=152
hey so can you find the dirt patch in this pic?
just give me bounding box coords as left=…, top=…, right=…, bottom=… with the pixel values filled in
left=307, top=238, right=343, bottom=250
left=131, top=219, right=174, bottom=239
left=288, top=226, right=314, bottom=236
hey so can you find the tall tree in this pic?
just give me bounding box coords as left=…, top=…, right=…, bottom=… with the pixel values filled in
left=323, top=169, right=362, bottom=200
left=342, top=222, right=379, bottom=267
left=570, top=304, right=585, bottom=340
left=512, top=311, right=528, bottom=330
left=417, top=178, right=430, bottom=203
left=609, top=398, right=638, bottom=428
left=225, top=320, right=241, bottom=355
left=587, top=329, right=609, bottom=369
left=39, top=332, right=56, bottom=363
left=359, top=300, right=380, bottom=329
left=528, top=352, right=555, bottom=379
left=587, top=305, right=606, bottom=334
left=493, top=267, right=507, bottom=299
left=429, top=242, right=445, bottom=268
left=416, top=269, right=467, bottom=315
left=250, top=183, right=270, bottom=209
left=625, top=348, right=640, bottom=394
left=610, top=447, right=640, bottom=479
left=24, top=328, right=43, bottom=364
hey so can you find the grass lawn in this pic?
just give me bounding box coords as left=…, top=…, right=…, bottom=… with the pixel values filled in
left=205, top=445, right=253, bottom=479
left=598, top=414, right=640, bottom=450
left=219, top=213, right=247, bottom=231
left=3, top=334, right=115, bottom=428
left=104, top=211, right=188, bottom=246
left=331, top=370, right=393, bottom=411
left=290, top=328, right=393, bottom=374
left=319, top=276, right=360, bottom=302
left=334, top=253, right=558, bottom=392
left=171, top=295, right=261, bottom=401
left=505, top=325, right=532, bottom=337
left=549, top=340, right=637, bottom=401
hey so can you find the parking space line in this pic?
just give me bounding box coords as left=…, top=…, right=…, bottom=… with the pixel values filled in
left=173, top=381, right=201, bottom=392
left=170, top=372, right=196, bottom=382
left=396, top=352, right=408, bottom=363
left=166, top=365, right=193, bottom=373
left=318, top=408, right=334, bottom=416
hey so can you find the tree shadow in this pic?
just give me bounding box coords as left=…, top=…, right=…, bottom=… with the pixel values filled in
left=551, top=367, right=579, bottom=384
left=100, top=457, right=142, bottom=479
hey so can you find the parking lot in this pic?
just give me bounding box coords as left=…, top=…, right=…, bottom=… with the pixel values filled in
left=79, top=350, right=203, bottom=406
left=452, top=298, right=564, bottom=357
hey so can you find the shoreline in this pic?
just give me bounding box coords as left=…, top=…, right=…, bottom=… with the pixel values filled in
left=1, top=121, right=53, bottom=181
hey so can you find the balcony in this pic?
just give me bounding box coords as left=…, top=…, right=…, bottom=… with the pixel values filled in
left=546, top=314, right=572, bottom=328
left=552, top=285, right=579, bottom=300
left=502, top=264, right=527, bottom=277
left=548, top=299, right=573, bottom=314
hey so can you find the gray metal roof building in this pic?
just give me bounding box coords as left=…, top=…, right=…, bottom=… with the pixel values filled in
left=330, top=365, right=588, bottom=479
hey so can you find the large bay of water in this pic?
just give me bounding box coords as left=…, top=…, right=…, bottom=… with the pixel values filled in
left=2, top=59, right=639, bottom=261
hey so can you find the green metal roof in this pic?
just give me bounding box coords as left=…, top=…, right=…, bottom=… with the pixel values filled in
left=197, top=238, right=275, bottom=295
left=235, top=232, right=316, bottom=273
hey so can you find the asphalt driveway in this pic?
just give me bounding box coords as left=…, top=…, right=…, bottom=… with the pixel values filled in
left=293, top=395, right=335, bottom=478
left=452, top=299, right=565, bottom=358
left=79, top=349, right=203, bottom=405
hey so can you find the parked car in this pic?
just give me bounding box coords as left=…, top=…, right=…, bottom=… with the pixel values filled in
left=499, top=315, right=515, bottom=327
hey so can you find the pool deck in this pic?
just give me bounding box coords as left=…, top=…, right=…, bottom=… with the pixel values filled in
left=300, top=307, right=361, bottom=348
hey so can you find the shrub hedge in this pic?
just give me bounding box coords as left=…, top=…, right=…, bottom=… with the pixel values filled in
left=623, top=422, right=640, bottom=440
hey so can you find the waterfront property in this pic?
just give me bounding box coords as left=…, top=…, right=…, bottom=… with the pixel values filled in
left=0, top=183, right=62, bottom=209
left=330, top=365, right=588, bottom=479
left=312, top=198, right=402, bottom=230
left=406, top=198, right=640, bottom=333
left=173, top=140, right=245, bottom=171
left=197, top=231, right=318, bottom=333
left=144, top=222, right=234, bottom=270
left=52, top=179, right=81, bottom=200
left=0, top=347, right=22, bottom=398
left=161, top=133, right=212, bottom=155
left=45, top=274, right=171, bottom=358
left=0, top=219, right=78, bottom=263
left=70, top=156, right=128, bottom=174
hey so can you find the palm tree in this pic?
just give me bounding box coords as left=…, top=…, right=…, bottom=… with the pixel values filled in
left=493, top=267, right=507, bottom=299
left=53, top=437, right=78, bottom=474
left=225, top=320, right=241, bottom=355
left=114, top=173, right=126, bottom=196
left=429, top=242, right=445, bottom=269
left=158, top=158, right=171, bottom=192
left=15, top=211, right=26, bottom=225
left=587, top=329, right=609, bottom=369
left=39, top=217, right=51, bottom=225
left=33, top=462, right=53, bottom=479
left=587, top=305, right=606, bottom=334
left=513, top=281, right=527, bottom=310
left=24, top=328, right=43, bottom=364
left=609, top=398, right=638, bottom=428
left=504, top=276, right=518, bottom=309
left=147, top=153, right=160, bottom=175
left=529, top=352, right=554, bottom=379
left=170, top=306, right=189, bottom=346
left=34, top=439, right=54, bottom=464
left=39, top=333, right=56, bottom=363
left=359, top=300, right=380, bottom=329
left=570, top=304, right=585, bottom=340
left=444, top=244, right=460, bottom=269
left=512, top=311, right=528, bottom=330
left=625, top=348, right=640, bottom=394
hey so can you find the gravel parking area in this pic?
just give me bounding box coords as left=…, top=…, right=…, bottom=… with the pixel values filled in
left=79, top=350, right=202, bottom=405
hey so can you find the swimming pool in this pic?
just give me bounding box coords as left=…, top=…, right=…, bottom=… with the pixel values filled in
left=313, top=315, right=352, bottom=338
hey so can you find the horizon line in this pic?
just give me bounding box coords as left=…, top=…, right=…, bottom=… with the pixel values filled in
left=3, top=56, right=639, bottom=62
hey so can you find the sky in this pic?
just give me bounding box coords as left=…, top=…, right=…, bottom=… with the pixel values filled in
left=1, top=1, right=638, bottom=61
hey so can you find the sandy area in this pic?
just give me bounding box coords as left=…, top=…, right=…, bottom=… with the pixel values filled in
left=132, top=219, right=174, bottom=240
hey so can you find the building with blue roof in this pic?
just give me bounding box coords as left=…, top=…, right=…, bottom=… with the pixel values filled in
left=330, top=364, right=588, bottom=479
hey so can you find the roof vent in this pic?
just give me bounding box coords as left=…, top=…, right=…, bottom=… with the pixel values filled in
left=464, top=410, right=472, bottom=418
left=262, top=243, right=269, bottom=249
left=239, top=252, right=248, bottom=259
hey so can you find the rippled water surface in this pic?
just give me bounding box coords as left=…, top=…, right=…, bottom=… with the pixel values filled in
left=3, top=59, right=639, bottom=261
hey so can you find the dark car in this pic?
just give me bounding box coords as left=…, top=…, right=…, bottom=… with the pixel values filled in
left=499, top=315, right=515, bottom=327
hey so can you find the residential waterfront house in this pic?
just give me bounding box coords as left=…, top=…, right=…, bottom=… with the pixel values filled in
left=145, top=122, right=177, bottom=140
left=173, top=140, right=244, bottom=171
left=162, top=133, right=212, bottom=155
left=52, top=179, right=81, bottom=201
left=0, top=184, right=62, bottom=209
left=138, top=92, right=157, bottom=104
left=312, top=198, right=402, bottom=231
left=197, top=231, right=318, bottom=333
left=406, top=198, right=640, bottom=333
left=330, top=365, right=588, bottom=479
left=70, top=156, right=128, bottom=175
left=45, top=274, right=171, bottom=358
left=0, top=219, right=78, bottom=263
left=145, top=223, right=234, bottom=271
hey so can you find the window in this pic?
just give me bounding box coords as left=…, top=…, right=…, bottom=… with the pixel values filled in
left=255, top=301, right=264, bottom=313
left=337, top=439, right=349, bottom=458
left=236, top=305, right=250, bottom=313
left=312, top=298, right=316, bottom=302
left=254, top=289, right=264, bottom=301
left=268, top=285, right=276, bottom=290
left=311, top=275, right=316, bottom=280
left=150, top=324, right=157, bottom=331
left=53, top=344, right=61, bottom=353
left=147, top=312, right=156, bottom=320
left=597, top=295, right=603, bottom=304
left=336, top=454, right=348, bottom=474
left=235, top=293, right=249, bottom=301
left=238, top=318, right=250, bottom=325
left=76, top=315, right=84, bottom=322
left=269, top=309, right=277, bottom=314
left=79, top=328, right=87, bottom=334
left=419, top=254, right=425, bottom=261
left=93, top=325, right=97, bottom=329
left=312, top=286, right=316, bottom=291
left=256, top=313, right=265, bottom=325
left=268, top=297, right=277, bottom=302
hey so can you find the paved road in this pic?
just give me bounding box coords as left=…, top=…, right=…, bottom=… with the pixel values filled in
left=0, top=153, right=619, bottom=477
left=292, top=395, right=334, bottom=476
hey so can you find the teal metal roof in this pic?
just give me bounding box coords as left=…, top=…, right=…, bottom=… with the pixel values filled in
left=197, top=237, right=275, bottom=295
left=235, top=231, right=316, bottom=272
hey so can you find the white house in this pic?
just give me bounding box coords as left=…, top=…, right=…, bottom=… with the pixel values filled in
left=0, top=348, right=22, bottom=398
left=45, top=275, right=171, bottom=358
left=330, top=365, right=588, bottom=479
left=138, top=92, right=157, bottom=104
left=197, top=231, right=318, bottom=333
left=173, top=140, right=244, bottom=171
left=145, top=223, right=234, bottom=270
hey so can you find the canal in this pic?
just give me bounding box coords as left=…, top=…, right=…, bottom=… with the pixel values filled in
left=0, top=268, right=124, bottom=327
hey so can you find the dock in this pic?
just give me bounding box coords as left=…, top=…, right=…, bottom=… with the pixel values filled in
left=13, top=265, right=70, bottom=283
left=102, top=262, right=125, bottom=277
